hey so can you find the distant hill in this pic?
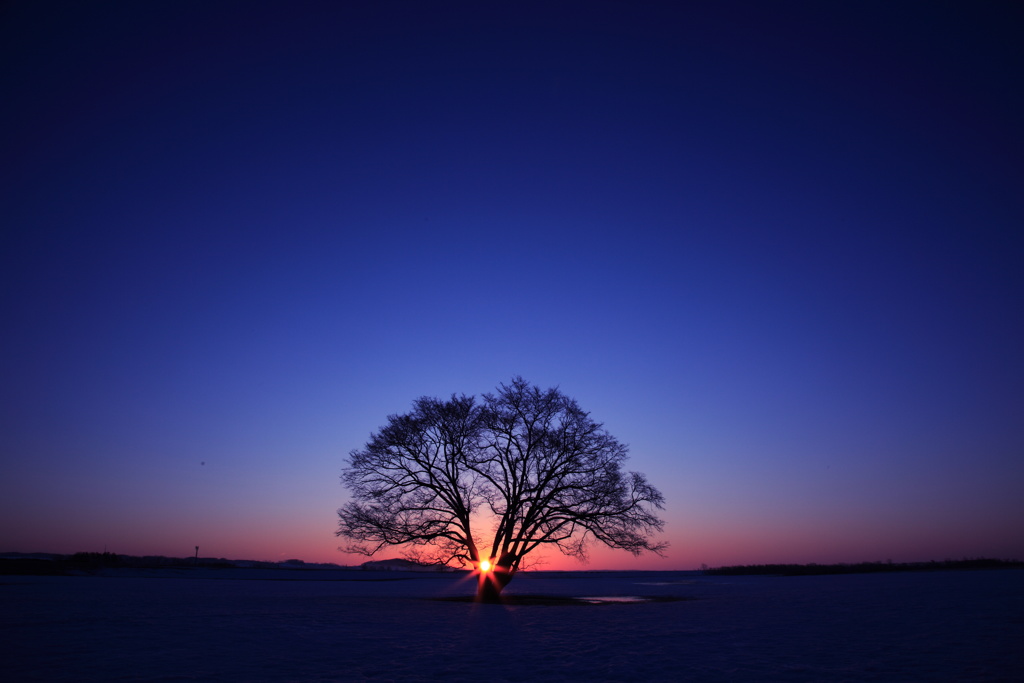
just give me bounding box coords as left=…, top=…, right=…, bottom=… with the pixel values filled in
left=704, top=558, right=1024, bottom=576
left=360, top=558, right=454, bottom=572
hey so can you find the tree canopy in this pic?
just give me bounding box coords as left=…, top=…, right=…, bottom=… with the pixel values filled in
left=337, top=377, right=666, bottom=600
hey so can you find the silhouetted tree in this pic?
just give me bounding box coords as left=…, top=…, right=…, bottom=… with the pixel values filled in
left=338, top=377, right=666, bottom=602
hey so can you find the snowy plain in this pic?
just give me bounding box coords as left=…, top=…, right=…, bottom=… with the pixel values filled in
left=4, top=568, right=1023, bottom=682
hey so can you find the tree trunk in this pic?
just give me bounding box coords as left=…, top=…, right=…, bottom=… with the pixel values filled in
left=475, top=554, right=516, bottom=603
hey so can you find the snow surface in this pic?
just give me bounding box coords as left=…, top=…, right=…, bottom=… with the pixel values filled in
left=3, top=569, right=1022, bottom=681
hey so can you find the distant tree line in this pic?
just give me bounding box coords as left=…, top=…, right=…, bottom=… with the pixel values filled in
left=0, top=552, right=238, bottom=575
left=703, top=558, right=1024, bottom=576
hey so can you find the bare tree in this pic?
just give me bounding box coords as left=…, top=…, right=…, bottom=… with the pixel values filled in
left=338, top=377, right=666, bottom=602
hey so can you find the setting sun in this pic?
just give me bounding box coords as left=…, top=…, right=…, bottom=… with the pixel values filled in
left=479, top=559, right=492, bottom=572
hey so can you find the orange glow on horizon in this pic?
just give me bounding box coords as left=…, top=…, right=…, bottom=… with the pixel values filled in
left=479, top=559, right=492, bottom=572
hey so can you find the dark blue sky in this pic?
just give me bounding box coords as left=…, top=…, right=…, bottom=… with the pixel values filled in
left=2, top=1, right=1022, bottom=567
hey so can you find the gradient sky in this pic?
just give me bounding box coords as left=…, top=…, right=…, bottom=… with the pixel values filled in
left=2, top=1, right=1022, bottom=570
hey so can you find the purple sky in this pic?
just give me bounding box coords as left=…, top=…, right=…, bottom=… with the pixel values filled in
left=2, top=1, right=1022, bottom=569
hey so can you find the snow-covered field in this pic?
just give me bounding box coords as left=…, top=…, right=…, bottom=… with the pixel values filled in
left=4, top=568, right=1022, bottom=681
